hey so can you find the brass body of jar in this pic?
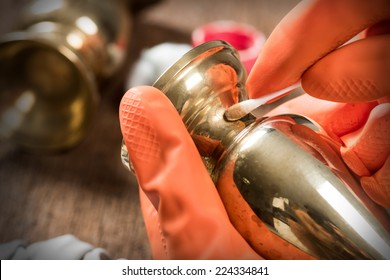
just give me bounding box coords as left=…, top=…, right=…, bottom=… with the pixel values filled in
left=0, top=0, right=130, bottom=151
left=122, top=40, right=390, bottom=259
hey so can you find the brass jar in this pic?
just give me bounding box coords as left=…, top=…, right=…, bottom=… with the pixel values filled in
left=0, top=0, right=130, bottom=151
left=122, top=40, right=390, bottom=259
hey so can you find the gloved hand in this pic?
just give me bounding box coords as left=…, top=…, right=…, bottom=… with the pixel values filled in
left=119, top=0, right=390, bottom=259
left=119, top=86, right=260, bottom=259
left=120, top=85, right=316, bottom=260
left=246, top=0, right=390, bottom=208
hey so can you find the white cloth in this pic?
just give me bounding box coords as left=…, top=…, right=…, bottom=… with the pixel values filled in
left=0, top=234, right=110, bottom=260
left=126, top=42, right=191, bottom=88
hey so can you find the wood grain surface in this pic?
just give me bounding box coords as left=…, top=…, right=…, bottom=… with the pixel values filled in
left=0, top=0, right=300, bottom=259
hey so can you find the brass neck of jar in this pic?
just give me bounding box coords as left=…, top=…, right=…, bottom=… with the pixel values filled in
left=153, top=40, right=256, bottom=177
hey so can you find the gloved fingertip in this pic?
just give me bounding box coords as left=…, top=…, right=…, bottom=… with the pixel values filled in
left=119, top=86, right=172, bottom=207
left=120, top=86, right=182, bottom=162
left=266, top=94, right=377, bottom=137
left=302, top=35, right=390, bottom=102
left=341, top=103, right=390, bottom=174
left=119, top=86, right=187, bottom=156
left=120, top=86, right=161, bottom=157
left=341, top=148, right=371, bottom=177
left=361, top=177, right=390, bottom=209
left=361, top=157, right=390, bottom=209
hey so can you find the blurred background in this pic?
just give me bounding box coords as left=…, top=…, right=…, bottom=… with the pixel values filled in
left=0, top=0, right=300, bottom=259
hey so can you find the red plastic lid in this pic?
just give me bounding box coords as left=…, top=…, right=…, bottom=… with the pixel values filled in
left=192, top=20, right=266, bottom=74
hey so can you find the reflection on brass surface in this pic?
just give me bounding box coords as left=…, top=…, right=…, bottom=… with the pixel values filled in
left=122, top=40, right=390, bottom=259
left=0, top=0, right=130, bottom=151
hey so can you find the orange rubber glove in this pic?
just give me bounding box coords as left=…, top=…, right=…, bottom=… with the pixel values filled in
left=119, top=0, right=390, bottom=259
left=247, top=0, right=390, bottom=208
left=120, top=86, right=316, bottom=260
left=120, top=86, right=260, bottom=259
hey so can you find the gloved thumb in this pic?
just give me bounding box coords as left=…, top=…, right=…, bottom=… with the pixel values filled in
left=119, top=86, right=260, bottom=259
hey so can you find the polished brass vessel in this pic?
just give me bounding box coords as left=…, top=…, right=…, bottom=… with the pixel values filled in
left=0, top=0, right=130, bottom=151
left=122, top=40, right=390, bottom=259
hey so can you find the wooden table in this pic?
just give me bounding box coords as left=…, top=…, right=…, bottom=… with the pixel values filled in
left=0, top=0, right=300, bottom=259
